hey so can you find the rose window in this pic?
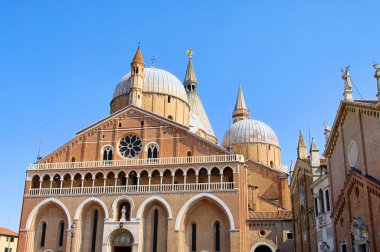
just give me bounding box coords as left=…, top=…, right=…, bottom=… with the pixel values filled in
left=118, top=135, right=142, bottom=158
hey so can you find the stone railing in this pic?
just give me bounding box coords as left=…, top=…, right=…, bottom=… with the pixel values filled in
left=28, top=154, right=244, bottom=170
left=27, top=182, right=236, bottom=197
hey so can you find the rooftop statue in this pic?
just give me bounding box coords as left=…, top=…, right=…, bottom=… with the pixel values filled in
left=373, top=63, right=380, bottom=98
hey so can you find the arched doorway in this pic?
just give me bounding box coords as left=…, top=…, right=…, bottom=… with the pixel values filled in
left=254, top=245, right=272, bottom=252
left=250, top=242, right=275, bottom=252
left=110, top=230, right=134, bottom=252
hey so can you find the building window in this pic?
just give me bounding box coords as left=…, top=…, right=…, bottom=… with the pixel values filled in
left=314, top=197, right=318, bottom=216
left=147, top=144, right=158, bottom=159
left=325, top=189, right=330, bottom=212
left=103, top=146, right=113, bottom=161
left=214, top=221, right=220, bottom=252
left=118, top=135, right=142, bottom=158
left=152, top=209, right=158, bottom=252
left=10, top=237, right=14, bottom=242
left=191, top=223, right=196, bottom=252
left=40, top=222, right=47, bottom=247
left=58, top=222, right=65, bottom=247
left=319, top=189, right=325, bottom=214
left=168, top=96, right=171, bottom=103
left=91, top=209, right=99, bottom=252
left=168, top=115, right=173, bottom=120
left=286, top=232, right=294, bottom=240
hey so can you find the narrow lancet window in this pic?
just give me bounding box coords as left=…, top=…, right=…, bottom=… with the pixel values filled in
left=191, top=223, right=196, bottom=252
left=152, top=209, right=159, bottom=252
left=91, top=209, right=98, bottom=252
left=40, top=222, right=47, bottom=247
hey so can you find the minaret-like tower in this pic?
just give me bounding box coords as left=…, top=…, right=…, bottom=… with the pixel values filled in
left=129, top=47, right=145, bottom=107
left=232, top=85, right=250, bottom=123
left=184, top=49, right=197, bottom=92
left=297, top=130, right=308, bottom=159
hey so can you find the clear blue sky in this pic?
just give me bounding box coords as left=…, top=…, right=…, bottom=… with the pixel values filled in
left=0, top=1, right=379, bottom=231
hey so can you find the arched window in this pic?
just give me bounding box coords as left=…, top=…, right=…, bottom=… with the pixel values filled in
left=214, top=221, right=221, bottom=252
left=40, top=222, right=47, bottom=247
left=319, top=189, right=325, bottom=214
left=58, top=221, right=65, bottom=247
left=270, top=161, right=274, bottom=167
left=103, top=146, right=113, bottom=161
left=191, top=223, right=196, bottom=252
left=147, top=144, right=158, bottom=160
left=91, top=209, right=99, bottom=252
left=152, top=209, right=159, bottom=252
left=168, top=115, right=173, bottom=120
left=168, top=96, right=171, bottom=103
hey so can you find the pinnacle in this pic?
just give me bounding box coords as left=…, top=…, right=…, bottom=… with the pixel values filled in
left=234, top=85, right=248, bottom=111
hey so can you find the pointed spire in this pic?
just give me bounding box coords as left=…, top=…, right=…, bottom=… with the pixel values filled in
left=297, top=130, right=307, bottom=159
left=310, top=137, right=319, bottom=151
left=131, top=46, right=145, bottom=65
left=235, top=85, right=248, bottom=110
left=232, top=85, right=250, bottom=123
left=310, top=137, right=320, bottom=167
left=184, top=49, right=197, bottom=92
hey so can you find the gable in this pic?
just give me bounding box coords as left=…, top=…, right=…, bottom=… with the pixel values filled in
left=38, top=105, right=227, bottom=164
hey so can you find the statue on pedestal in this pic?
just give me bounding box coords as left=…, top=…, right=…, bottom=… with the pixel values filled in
left=120, top=205, right=127, bottom=222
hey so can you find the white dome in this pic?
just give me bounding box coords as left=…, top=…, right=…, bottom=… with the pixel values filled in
left=222, top=119, right=279, bottom=147
left=113, top=68, right=189, bottom=104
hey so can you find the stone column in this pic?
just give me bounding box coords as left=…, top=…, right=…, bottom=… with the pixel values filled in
left=49, top=178, right=53, bottom=194
left=60, top=178, right=64, bottom=194
left=39, top=179, right=42, bottom=195
left=81, top=178, right=84, bottom=194
left=70, top=178, right=74, bottom=194
left=148, top=175, right=152, bottom=191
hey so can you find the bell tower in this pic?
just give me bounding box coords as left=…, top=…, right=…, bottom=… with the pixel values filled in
left=129, top=46, right=145, bottom=107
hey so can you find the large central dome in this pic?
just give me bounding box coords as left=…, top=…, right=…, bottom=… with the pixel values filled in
left=113, top=68, right=189, bottom=104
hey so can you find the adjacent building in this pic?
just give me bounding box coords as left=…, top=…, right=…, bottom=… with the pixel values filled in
left=0, top=227, right=18, bottom=252
left=17, top=48, right=293, bottom=252
left=324, top=65, right=380, bottom=252
left=310, top=125, right=334, bottom=252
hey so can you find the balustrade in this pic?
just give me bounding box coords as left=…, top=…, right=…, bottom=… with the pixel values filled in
left=27, top=182, right=235, bottom=196
left=28, top=154, right=244, bottom=170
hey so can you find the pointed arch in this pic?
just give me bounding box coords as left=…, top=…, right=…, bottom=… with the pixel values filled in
left=74, top=197, right=109, bottom=220
left=175, top=193, right=235, bottom=231
left=136, top=196, right=173, bottom=220
left=112, top=196, right=135, bottom=212
left=25, top=198, right=71, bottom=230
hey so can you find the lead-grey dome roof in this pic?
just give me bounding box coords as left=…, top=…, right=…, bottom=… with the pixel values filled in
left=113, top=68, right=189, bottom=103
left=222, top=119, right=280, bottom=147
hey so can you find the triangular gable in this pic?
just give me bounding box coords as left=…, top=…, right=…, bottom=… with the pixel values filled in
left=38, top=105, right=227, bottom=163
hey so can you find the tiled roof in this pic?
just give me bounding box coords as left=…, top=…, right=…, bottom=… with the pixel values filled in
left=249, top=211, right=292, bottom=220
left=0, top=227, right=18, bottom=237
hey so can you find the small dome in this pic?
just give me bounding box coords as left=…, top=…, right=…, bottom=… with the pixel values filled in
left=222, top=119, right=279, bottom=147
left=113, top=68, right=189, bottom=104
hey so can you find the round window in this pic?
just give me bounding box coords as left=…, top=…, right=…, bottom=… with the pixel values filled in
left=118, top=135, right=142, bottom=158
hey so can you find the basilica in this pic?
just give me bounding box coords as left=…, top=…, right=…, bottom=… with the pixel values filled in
left=18, top=47, right=293, bottom=252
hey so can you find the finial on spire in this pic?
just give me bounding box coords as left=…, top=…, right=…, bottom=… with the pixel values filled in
left=137, top=42, right=141, bottom=48
left=341, top=65, right=353, bottom=101
left=151, top=56, right=157, bottom=68
left=186, top=49, right=193, bottom=59
left=373, top=62, right=380, bottom=99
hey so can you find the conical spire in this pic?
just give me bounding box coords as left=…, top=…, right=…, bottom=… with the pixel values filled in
left=131, top=46, right=144, bottom=65
left=232, top=85, right=250, bottom=123
left=234, top=85, right=248, bottom=110
left=310, top=137, right=320, bottom=167
left=297, top=130, right=307, bottom=159
left=310, top=137, right=319, bottom=151
left=184, top=49, right=197, bottom=92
